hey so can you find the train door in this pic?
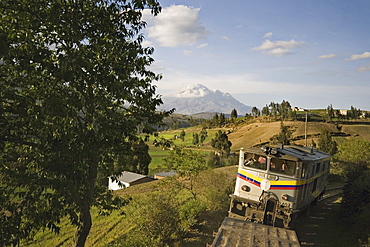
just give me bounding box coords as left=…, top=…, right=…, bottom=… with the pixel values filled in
left=300, top=162, right=308, bottom=204
left=263, top=198, right=277, bottom=226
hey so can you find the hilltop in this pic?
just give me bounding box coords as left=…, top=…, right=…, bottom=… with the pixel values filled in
left=158, top=116, right=370, bottom=152
left=228, top=121, right=336, bottom=149
left=227, top=119, right=370, bottom=150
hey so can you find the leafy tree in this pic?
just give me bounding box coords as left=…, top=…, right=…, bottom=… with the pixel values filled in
left=334, top=139, right=370, bottom=166
left=0, top=0, right=165, bottom=246
left=211, top=130, right=232, bottom=157
left=279, top=100, right=292, bottom=120
left=128, top=138, right=152, bottom=175
left=335, top=140, right=370, bottom=244
left=164, top=147, right=209, bottom=199
left=192, top=133, right=199, bottom=145
left=179, top=130, right=186, bottom=141
left=207, top=152, right=222, bottom=168
left=333, top=139, right=370, bottom=177
left=341, top=170, right=370, bottom=245
left=347, top=106, right=361, bottom=119
left=270, top=122, right=293, bottom=145
left=199, top=128, right=208, bottom=144
left=251, top=106, right=261, bottom=117
left=211, top=113, right=219, bottom=127
left=317, top=129, right=337, bottom=155
left=261, top=105, right=270, bottom=116
left=325, top=104, right=335, bottom=122
left=219, top=113, right=227, bottom=126
left=231, top=108, right=238, bottom=119
left=269, top=102, right=279, bottom=118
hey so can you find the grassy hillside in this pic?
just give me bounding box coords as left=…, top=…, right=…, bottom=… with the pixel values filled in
left=23, top=117, right=370, bottom=246
left=148, top=118, right=370, bottom=173
left=24, top=166, right=238, bottom=247
left=228, top=120, right=339, bottom=150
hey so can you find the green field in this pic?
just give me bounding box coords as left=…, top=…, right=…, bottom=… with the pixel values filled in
left=147, top=128, right=222, bottom=174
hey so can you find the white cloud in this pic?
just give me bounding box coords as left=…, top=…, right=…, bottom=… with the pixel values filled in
left=263, top=32, right=273, bottom=39
left=345, top=51, right=370, bottom=61
left=183, top=50, right=192, bottom=55
left=318, top=54, right=336, bottom=59
left=357, top=64, right=370, bottom=72
left=267, top=48, right=292, bottom=56
left=196, top=43, right=208, bottom=48
left=222, top=36, right=230, bottom=41
left=253, top=39, right=306, bottom=57
left=141, top=40, right=153, bottom=48
left=144, top=5, right=209, bottom=47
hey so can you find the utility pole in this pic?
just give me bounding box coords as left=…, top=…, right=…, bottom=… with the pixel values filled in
left=305, top=112, right=308, bottom=147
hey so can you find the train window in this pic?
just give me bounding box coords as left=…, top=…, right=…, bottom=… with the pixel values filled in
left=316, top=163, right=321, bottom=174
left=270, top=158, right=296, bottom=176
left=243, top=153, right=267, bottom=170
left=301, top=163, right=308, bottom=178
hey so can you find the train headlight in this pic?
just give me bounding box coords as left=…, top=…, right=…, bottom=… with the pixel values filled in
left=282, top=194, right=289, bottom=201
left=241, top=185, right=251, bottom=192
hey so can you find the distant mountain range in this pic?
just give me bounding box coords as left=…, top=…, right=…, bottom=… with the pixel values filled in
left=159, top=84, right=252, bottom=116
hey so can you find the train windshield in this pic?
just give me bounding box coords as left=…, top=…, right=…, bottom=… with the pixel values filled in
left=270, top=157, right=296, bottom=176
left=243, top=152, right=267, bottom=170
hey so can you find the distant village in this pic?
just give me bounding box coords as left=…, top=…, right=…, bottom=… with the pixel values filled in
left=291, top=106, right=369, bottom=118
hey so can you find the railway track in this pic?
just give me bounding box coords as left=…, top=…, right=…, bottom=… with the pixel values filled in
left=295, top=184, right=347, bottom=246
left=319, top=185, right=344, bottom=202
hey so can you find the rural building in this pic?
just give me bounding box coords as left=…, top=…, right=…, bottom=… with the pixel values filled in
left=339, top=109, right=367, bottom=118
left=339, top=109, right=348, bottom=116
left=108, top=171, right=154, bottom=190
left=291, top=107, right=306, bottom=111
left=153, top=170, right=177, bottom=179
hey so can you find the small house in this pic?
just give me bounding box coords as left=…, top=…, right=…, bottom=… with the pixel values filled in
left=108, top=171, right=154, bottom=190
left=153, top=170, right=177, bottom=180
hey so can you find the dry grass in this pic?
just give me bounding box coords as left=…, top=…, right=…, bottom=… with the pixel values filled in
left=228, top=120, right=370, bottom=150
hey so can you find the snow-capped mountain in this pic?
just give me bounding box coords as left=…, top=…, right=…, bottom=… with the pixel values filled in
left=160, top=84, right=252, bottom=115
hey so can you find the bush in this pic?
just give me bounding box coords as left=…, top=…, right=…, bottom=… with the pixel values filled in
left=119, top=191, right=184, bottom=247
left=194, top=170, right=235, bottom=211
left=341, top=169, right=370, bottom=244
left=179, top=199, right=206, bottom=230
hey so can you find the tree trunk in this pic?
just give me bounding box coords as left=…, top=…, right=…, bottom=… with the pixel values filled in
left=73, top=205, right=92, bottom=247
left=73, top=141, right=98, bottom=247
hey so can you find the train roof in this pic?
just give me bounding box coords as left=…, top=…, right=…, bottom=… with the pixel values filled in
left=240, top=145, right=331, bottom=162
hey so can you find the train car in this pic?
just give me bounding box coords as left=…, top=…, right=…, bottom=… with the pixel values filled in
left=229, top=145, right=331, bottom=228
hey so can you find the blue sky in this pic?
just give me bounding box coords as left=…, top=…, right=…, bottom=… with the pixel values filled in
left=142, top=0, right=370, bottom=110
